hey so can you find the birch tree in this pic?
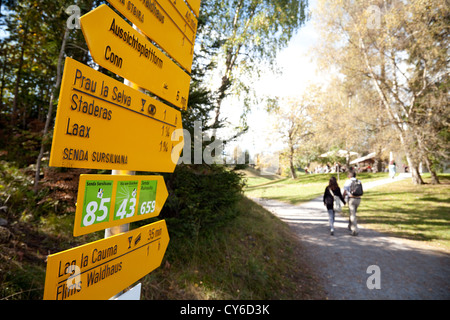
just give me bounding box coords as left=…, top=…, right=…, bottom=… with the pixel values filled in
left=273, top=97, right=312, bottom=178
left=198, top=0, right=309, bottom=133
left=314, top=0, right=449, bottom=184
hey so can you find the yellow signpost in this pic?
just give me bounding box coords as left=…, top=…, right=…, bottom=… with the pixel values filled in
left=44, top=0, right=201, bottom=300
left=73, top=174, right=168, bottom=237
left=43, top=220, right=169, bottom=300
left=80, top=4, right=191, bottom=110
left=106, top=0, right=197, bottom=73
left=49, top=57, right=184, bottom=172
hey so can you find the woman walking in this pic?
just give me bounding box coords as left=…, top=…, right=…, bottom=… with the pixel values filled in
left=323, top=176, right=346, bottom=235
left=389, top=160, right=396, bottom=179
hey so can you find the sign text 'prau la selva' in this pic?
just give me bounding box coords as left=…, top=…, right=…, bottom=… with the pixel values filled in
left=73, top=174, right=168, bottom=237
left=49, top=57, right=183, bottom=172
left=80, top=4, right=190, bottom=110
left=44, top=220, right=169, bottom=300
left=106, top=0, right=198, bottom=73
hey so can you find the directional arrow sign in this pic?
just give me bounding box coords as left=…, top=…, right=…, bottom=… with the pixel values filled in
left=49, top=57, right=184, bottom=172
left=80, top=4, right=190, bottom=110
left=43, top=220, right=169, bottom=300
left=73, top=174, right=168, bottom=237
left=186, top=0, right=201, bottom=17
left=106, top=0, right=198, bottom=73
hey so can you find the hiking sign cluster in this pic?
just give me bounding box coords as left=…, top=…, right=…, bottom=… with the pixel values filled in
left=44, top=0, right=201, bottom=300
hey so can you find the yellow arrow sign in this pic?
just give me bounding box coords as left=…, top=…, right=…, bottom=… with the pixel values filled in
left=186, top=0, right=201, bottom=17
left=73, top=174, right=168, bottom=237
left=106, top=0, right=197, bottom=73
left=80, top=4, right=190, bottom=110
left=167, top=0, right=199, bottom=36
left=49, top=57, right=184, bottom=172
left=44, top=220, right=169, bottom=300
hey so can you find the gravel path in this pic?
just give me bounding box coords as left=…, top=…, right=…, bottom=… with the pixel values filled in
left=251, top=176, right=450, bottom=300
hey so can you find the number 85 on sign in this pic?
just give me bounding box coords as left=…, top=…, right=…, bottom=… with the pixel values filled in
left=73, top=175, right=168, bottom=237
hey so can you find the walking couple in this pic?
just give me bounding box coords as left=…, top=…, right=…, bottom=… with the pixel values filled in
left=323, top=171, right=363, bottom=236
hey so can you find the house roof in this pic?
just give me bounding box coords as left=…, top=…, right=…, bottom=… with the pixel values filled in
left=350, top=152, right=377, bottom=164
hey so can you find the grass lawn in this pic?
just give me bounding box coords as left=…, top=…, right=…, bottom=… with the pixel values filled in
left=243, top=168, right=450, bottom=252
left=243, top=171, right=389, bottom=204
left=354, top=174, right=450, bottom=251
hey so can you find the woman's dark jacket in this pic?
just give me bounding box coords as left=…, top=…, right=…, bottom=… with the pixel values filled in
left=323, top=186, right=346, bottom=210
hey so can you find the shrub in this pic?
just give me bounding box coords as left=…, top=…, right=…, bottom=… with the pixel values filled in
left=0, top=161, right=35, bottom=221
left=161, top=164, right=245, bottom=237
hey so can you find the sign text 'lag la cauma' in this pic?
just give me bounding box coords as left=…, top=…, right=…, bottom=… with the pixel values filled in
left=44, top=220, right=169, bottom=300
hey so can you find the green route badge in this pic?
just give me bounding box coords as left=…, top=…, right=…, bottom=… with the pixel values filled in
left=113, top=180, right=139, bottom=221
left=81, top=180, right=113, bottom=227
left=73, top=174, right=168, bottom=236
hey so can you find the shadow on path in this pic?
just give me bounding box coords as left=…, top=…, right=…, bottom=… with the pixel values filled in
left=250, top=177, right=450, bottom=299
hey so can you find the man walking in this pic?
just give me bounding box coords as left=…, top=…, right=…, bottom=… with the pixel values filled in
left=343, top=170, right=363, bottom=236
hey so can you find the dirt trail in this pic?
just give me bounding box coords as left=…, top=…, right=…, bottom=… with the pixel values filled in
left=251, top=176, right=450, bottom=299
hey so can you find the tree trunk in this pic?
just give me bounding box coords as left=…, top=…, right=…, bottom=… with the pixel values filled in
left=212, top=74, right=231, bottom=132
left=11, top=29, right=27, bottom=126
left=406, top=154, right=424, bottom=185
left=414, top=131, right=440, bottom=184
left=34, top=27, right=70, bottom=194
left=0, top=45, right=8, bottom=112
left=374, top=157, right=382, bottom=173
left=423, top=155, right=440, bottom=184
left=211, top=0, right=250, bottom=136
left=289, top=148, right=297, bottom=179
